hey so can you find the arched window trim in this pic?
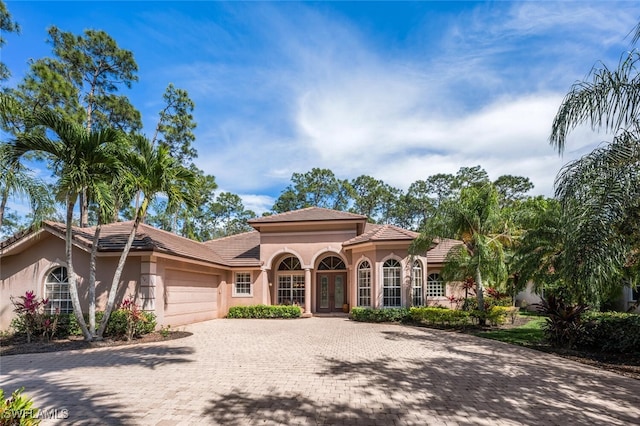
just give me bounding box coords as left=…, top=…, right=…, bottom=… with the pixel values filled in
left=277, top=256, right=304, bottom=305
left=44, top=266, right=72, bottom=314
left=357, top=260, right=372, bottom=307
left=317, top=256, right=346, bottom=270
left=382, top=258, right=402, bottom=307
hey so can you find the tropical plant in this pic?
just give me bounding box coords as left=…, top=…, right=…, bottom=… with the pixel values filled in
left=0, top=387, right=40, bottom=426
left=536, top=294, right=589, bottom=348
left=412, top=183, right=512, bottom=323
left=8, top=105, right=123, bottom=341
left=549, top=23, right=640, bottom=306
left=96, top=134, right=196, bottom=338
left=18, top=26, right=140, bottom=226
left=10, top=291, right=58, bottom=343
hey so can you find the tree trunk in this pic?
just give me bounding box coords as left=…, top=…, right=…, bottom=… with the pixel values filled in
left=97, top=198, right=148, bottom=338
left=79, top=189, right=89, bottom=227
left=475, top=266, right=486, bottom=326
left=65, top=197, right=92, bottom=341
left=0, top=188, right=8, bottom=231
left=88, top=223, right=101, bottom=338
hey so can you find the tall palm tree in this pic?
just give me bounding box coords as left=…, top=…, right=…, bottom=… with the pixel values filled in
left=10, top=106, right=122, bottom=341
left=412, top=184, right=511, bottom=321
left=549, top=24, right=640, bottom=306
left=97, top=134, right=196, bottom=338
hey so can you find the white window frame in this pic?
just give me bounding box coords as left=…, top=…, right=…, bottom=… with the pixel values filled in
left=382, top=259, right=402, bottom=308
left=277, top=256, right=304, bottom=306
left=233, top=272, right=253, bottom=297
left=412, top=260, right=424, bottom=306
left=357, top=260, right=372, bottom=307
left=426, top=272, right=445, bottom=298
left=44, top=266, right=72, bottom=314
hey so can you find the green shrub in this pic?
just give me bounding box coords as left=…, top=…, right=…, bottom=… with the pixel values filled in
left=105, top=305, right=157, bottom=340
left=576, top=312, right=640, bottom=353
left=349, top=307, right=410, bottom=323
left=409, top=307, right=470, bottom=327
left=227, top=305, right=302, bottom=319
left=484, top=306, right=517, bottom=326
left=0, top=387, right=40, bottom=425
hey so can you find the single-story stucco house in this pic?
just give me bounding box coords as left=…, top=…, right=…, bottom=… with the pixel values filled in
left=0, top=207, right=466, bottom=330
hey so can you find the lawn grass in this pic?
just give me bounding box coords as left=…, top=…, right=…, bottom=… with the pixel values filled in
left=475, top=315, right=546, bottom=347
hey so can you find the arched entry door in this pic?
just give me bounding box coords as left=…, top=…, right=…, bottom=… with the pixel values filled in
left=316, top=256, right=347, bottom=313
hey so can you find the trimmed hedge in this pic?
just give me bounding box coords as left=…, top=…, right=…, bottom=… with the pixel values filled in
left=576, top=312, right=640, bottom=353
left=227, top=304, right=302, bottom=319
left=351, top=306, right=514, bottom=329
left=349, top=307, right=410, bottom=323
left=410, top=307, right=471, bottom=327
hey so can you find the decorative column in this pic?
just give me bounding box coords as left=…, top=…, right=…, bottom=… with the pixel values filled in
left=140, top=256, right=160, bottom=323
left=304, top=268, right=311, bottom=314
left=261, top=268, right=269, bottom=305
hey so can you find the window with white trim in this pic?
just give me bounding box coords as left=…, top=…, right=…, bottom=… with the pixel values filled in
left=358, top=260, right=371, bottom=307
left=383, top=259, right=401, bottom=307
left=412, top=260, right=424, bottom=306
left=234, top=272, right=252, bottom=297
left=277, top=256, right=305, bottom=305
left=44, top=266, right=72, bottom=314
left=426, top=273, right=445, bottom=297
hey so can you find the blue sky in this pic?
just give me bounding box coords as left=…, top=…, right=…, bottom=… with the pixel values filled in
left=3, top=1, right=640, bottom=215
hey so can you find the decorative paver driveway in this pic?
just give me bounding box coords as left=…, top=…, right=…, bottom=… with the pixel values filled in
left=1, top=318, right=639, bottom=425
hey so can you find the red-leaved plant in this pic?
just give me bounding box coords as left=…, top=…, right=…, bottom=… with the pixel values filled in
left=11, top=291, right=59, bottom=343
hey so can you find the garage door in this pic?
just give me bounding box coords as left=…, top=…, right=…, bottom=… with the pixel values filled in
left=164, top=269, right=219, bottom=326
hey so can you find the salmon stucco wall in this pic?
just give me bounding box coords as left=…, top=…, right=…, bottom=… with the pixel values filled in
left=0, top=234, right=140, bottom=331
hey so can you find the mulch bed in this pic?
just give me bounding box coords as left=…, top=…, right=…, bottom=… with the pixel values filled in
left=0, top=331, right=192, bottom=356
left=468, top=318, right=640, bottom=381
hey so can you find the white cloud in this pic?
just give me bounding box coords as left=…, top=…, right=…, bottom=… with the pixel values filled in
left=183, top=1, right=636, bottom=206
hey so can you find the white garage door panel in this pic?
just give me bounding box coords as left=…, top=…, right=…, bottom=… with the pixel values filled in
left=164, top=269, right=218, bottom=325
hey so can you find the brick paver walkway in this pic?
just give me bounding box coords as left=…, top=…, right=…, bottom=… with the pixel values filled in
left=1, top=318, right=639, bottom=425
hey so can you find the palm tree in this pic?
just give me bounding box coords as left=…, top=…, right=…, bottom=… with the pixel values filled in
left=0, top=144, right=51, bottom=233
left=549, top=24, right=640, bottom=306
left=9, top=106, right=123, bottom=341
left=96, top=134, right=196, bottom=338
left=412, top=183, right=511, bottom=321
left=0, top=95, right=52, bottom=234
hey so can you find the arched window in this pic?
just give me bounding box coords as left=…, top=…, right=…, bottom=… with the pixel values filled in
left=317, top=256, right=346, bottom=270
left=382, top=259, right=401, bottom=307
left=427, top=273, right=445, bottom=297
left=277, top=256, right=305, bottom=305
left=357, top=260, right=371, bottom=307
left=44, top=266, right=72, bottom=314
left=412, top=260, right=424, bottom=306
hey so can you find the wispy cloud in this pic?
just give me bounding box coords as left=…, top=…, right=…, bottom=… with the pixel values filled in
left=7, top=1, right=639, bottom=217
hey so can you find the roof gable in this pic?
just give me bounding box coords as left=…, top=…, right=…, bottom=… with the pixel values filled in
left=248, top=207, right=367, bottom=224
left=342, top=223, right=420, bottom=247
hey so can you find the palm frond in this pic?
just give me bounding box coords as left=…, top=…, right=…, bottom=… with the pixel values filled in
left=550, top=51, right=640, bottom=153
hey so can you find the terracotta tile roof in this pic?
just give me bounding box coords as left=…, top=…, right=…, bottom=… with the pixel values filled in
left=204, top=231, right=261, bottom=267
left=342, top=223, right=420, bottom=247
left=43, top=221, right=228, bottom=266
left=426, top=238, right=463, bottom=264
left=248, top=207, right=366, bottom=224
